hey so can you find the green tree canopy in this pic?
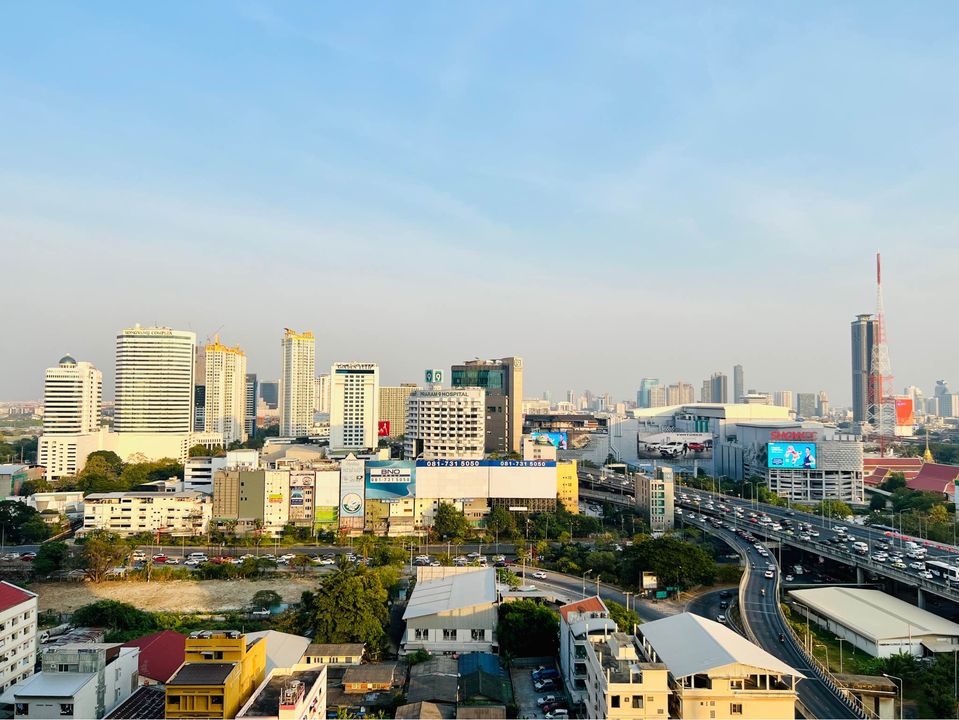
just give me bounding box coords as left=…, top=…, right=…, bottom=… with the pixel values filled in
left=880, top=471, right=907, bottom=492
left=87, top=451, right=123, bottom=475
left=433, top=502, right=471, bottom=540
left=79, top=530, right=129, bottom=583
left=486, top=505, right=518, bottom=539
left=497, top=600, right=559, bottom=657
left=71, top=600, right=158, bottom=638
left=251, top=590, right=282, bottom=609
left=118, top=458, right=184, bottom=489
left=617, top=536, right=716, bottom=590
left=0, top=501, right=50, bottom=544
left=606, top=599, right=642, bottom=632
left=77, top=454, right=124, bottom=494
left=33, top=541, right=69, bottom=576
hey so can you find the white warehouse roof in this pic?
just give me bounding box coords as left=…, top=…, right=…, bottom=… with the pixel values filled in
left=789, top=587, right=959, bottom=643
left=639, top=613, right=801, bottom=679
left=403, top=568, right=496, bottom=620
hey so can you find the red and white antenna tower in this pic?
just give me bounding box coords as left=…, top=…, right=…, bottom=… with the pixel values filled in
left=868, top=252, right=894, bottom=451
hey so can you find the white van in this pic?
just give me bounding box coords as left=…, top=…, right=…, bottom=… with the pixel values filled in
left=904, top=541, right=920, bottom=550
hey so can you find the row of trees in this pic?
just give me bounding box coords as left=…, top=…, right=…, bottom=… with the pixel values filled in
left=432, top=500, right=610, bottom=543
left=0, top=501, right=54, bottom=544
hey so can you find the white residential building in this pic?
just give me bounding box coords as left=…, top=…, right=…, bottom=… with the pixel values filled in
left=330, top=363, right=379, bottom=451
left=0, top=582, right=38, bottom=692
left=245, top=374, right=258, bottom=438
left=42, top=356, right=101, bottom=435
left=81, top=492, right=211, bottom=537
left=280, top=330, right=315, bottom=437
left=4, top=644, right=139, bottom=720
left=404, top=388, right=485, bottom=460
left=315, top=374, right=331, bottom=414
left=114, top=325, right=196, bottom=434
left=38, top=428, right=113, bottom=481
left=635, top=467, right=675, bottom=533
left=203, top=337, right=248, bottom=446
left=401, top=568, right=497, bottom=656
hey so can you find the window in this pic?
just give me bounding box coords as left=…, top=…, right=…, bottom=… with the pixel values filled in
left=442, top=629, right=456, bottom=641
left=211, top=696, right=223, bottom=706
left=15, top=704, right=28, bottom=716
left=730, top=679, right=743, bottom=689
left=730, top=703, right=743, bottom=716
left=168, top=695, right=181, bottom=705
left=632, top=697, right=645, bottom=709
left=471, top=629, right=486, bottom=641
left=414, top=629, right=427, bottom=640
left=611, top=696, right=620, bottom=708
left=58, top=702, right=75, bottom=716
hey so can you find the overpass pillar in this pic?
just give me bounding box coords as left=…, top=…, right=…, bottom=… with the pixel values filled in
left=856, top=566, right=865, bottom=585
left=918, top=588, right=926, bottom=610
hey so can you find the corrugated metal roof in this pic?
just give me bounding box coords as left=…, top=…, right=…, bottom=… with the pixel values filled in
left=789, top=587, right=959, bottom=643
left=640, top=613, right=801, bottom=679
left=403, top=568, right=496, bottom=620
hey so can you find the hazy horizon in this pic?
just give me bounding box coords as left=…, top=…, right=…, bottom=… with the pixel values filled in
left=4, top=3, right=958, bottom=406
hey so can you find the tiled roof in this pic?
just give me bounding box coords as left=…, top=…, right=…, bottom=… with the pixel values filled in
left=558, top=595, right=606, bottom=622
left=122, top=630, right=186, bottom=683
left=105, top=686, right=167, bottom=719
left=908, top=463, right=959, bottom=493
left=0, top=581, right=37, bottom=613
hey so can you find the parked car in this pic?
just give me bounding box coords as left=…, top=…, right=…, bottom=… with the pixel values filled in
left=251, top=608, right=270, bottom=618
left=537, top=695, right=558, bottom=707
left=532, top=571, right=547, bottom=579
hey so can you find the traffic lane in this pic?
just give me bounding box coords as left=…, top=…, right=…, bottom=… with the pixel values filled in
left=530, top=572, right=668, bottom=623
left=685, top=588, right=733, bottom=627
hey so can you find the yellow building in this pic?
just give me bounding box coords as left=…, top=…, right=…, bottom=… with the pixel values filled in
left=166, top=630, right=267, bottom=719
left=556, top=460, right=579, bottom=514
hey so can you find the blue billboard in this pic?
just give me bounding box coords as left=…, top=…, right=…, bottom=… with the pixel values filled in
left=365, top=460, right=416, bottom=502
left=530, top=431, right=568, bottom=450
left=767, top=442, right=817, bottom=469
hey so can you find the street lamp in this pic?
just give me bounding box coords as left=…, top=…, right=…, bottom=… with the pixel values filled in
left=883, top=673, right=903, bottom=720
left=582, top=570, right=592, bottom=599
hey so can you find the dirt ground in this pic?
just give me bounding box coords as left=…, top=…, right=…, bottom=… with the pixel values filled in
left=35, top=579, right=318, bottom=613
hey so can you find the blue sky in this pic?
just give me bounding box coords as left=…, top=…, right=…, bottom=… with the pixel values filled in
left=3, top=2, right=958, bottom=404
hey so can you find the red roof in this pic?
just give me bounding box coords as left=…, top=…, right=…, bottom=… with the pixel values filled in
left=558, top=596, right=606, bottom=622
left=908, top=464, right=959, bottom=495
left=863, top=458, right=924, bottom=481
left=864, top=467, right=889, bottom=487
left=0, top=581, right=37, bottom=613
left=122, top=630, right=186, bottom=683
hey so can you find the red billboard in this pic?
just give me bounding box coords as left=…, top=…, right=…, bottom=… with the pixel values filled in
left=895, top=397, right=914, bottom=427
left=377, top=420, right=391, bottom=437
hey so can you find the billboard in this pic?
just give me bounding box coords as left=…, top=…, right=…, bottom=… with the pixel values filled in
left=339, top=455, right=366, bottom=527
left=767, top=442, right=817, bottom=470
left=638, top=432, right=713, bottom=460
left=895, top=397, right=915, bottom=427
left=365, top=460, right=415, bottom=502
left=378, top=420, right=391, bottom=437
left=289, top=470, right=314, bottom=522
left=530, top=431, right=568, bottom=450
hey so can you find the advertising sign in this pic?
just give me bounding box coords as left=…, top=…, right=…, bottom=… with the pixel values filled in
left=378, top=420, right=391, bottom=437
left=365, top=460, right=416, bottom=503
left=638, top=432, right=713, bottom=460
left=425, top=369, right=444, bottom=383
left=339, top=455, right=366, bottom=525
left=767, top=442, right=817, bottom=469
left=530, top=431, right=568, bottom=450
left=642, top=572, right=658, bottom=590
left=895, top=397, right=915, bottom=426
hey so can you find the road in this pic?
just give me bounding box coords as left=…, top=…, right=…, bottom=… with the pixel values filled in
left=521, top=570, right=669, bottom=622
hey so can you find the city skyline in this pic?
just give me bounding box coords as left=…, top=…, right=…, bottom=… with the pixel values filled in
left=4, top=4, right=959, bottom=404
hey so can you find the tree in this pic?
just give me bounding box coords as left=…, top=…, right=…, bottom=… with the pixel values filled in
left=251, top=589, right=282, bottom=610
left=929, top=504, right=951, bottom=525
left=813, top=499, right=852, bottom=520
left=353, top=534, right=377, bottom=560
left=33, top=541, right=69, bottom=576
left=869, top=493, right=888, bottom=512
left=18, top=477, right=52, bottom=496
left=497, top=600, right=559, bottom=657
left=0, top=501, right=50, bottom=544
left=118, top=458, right=184, bottom=489
left=86, top=451, right=123, bottom=476
left=486, top=505, right=518, bottom=540
left=71, top=600, right=157, bottom=639
left=76, top=454, right=124, bottom=494
left=79, top=530, right=129, bottom=583
left=606, top=599, right=641, bottom=632
left=618, top=536, right=716, bottom=589
left=433, top=502, right=470, bottom=540
left=880, top=471, right=907, bottom=492
left=288, top=567, right=389, bottom=658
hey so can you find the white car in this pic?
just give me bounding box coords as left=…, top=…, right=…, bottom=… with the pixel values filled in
left=184, top=559, right=201, bottom=567
left=716, top=614, right=727, bottom=623
left=280, top=554, right=296, bottom=561
left=312, top=557, right=335, bottom=566
left=784, top=574, right=794, bottom=582
left=909, top=561, right=926, bottom=570
left=165, top=558, right=180, bottom=565
left=764, top=570, right=775, bottom=579
left=919, top=571, right=934, bottom=580
left=532, top=571, right=547, bottom=579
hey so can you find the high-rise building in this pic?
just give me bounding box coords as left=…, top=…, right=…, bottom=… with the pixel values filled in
left=404, top=387, right=485, bottom=460
left=637, top=378, right=661, bottom=408
left=193, top=385, right=206, bottom=432
left=115, top=325, right=196, bottom=433
left=451, top=357, right=524, bottom=454
left=772, top=391, right=793, bottom=410
left=710, top=372, right=728, bottom=404
left=279, top=329, right=315, bottom=437
left=245, top=373, right=258, bottom=437
left=315, top=373, right=331, bottom=414
left=700, top=380, right=712, bottom=403
left=42, top=355, right=101, bottom=434
left=817, top=391, right=830, bottom=417
left=851, top=314, right=875, bottom=423
left=665, top=382, right=694, bottom=406
left=733, top=364, right=744, bottom=403
left=203, top=337, right=248, bottom=446
left=379, top=384, right=417, bottom=438
left=330, top=362, right=380, bottom=450
left=566, top=389, right=576, bottom=404
left=648, top=385, right=667, bottom=408
left=796, top=393, right=817, bottom=418
left=259, top=381, right=279, bottom=410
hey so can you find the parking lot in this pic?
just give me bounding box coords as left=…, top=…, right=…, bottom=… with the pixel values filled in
left=509, top=663, right=566, bottom=719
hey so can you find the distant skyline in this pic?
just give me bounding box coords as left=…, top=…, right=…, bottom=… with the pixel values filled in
left=4, top=3, right=958, bottom=405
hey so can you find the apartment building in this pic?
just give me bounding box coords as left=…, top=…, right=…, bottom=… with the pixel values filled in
left=279, top=330, right=315, bottom=438
left=404, top=388, right=485, bottom=460
left=379, top=384, right=417, bottom=438
left=236, top=666, right=327, bottom=720
left=81, top=492, right=211, bottom=537
left=635, top=467, right=674, bottom=533
left=204, top=337, right=248, bottom=446
left=330, top=363, right=380, bottom=451
left=0, top=583, right=38, bottom=692
left=166, top=631, right=267, bottom=720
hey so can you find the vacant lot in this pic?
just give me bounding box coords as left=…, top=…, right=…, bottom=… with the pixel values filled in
left=36, top=578, right=318, bottom=613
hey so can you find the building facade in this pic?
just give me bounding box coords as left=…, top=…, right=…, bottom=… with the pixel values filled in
left=279, top=330, right=315, bottom=438
left=82, top=492, right=212, bottom=537
left=451, top=357, right=523, bottom=455
left=733, top=365, right=744, bottom=403
left=115, top=326, right=196, bottom=433
left=204, top=338, right=248, bottom=446
left=851, top=314, right=875, bottom=424
left=379, top=384, right=417, bottom=438
left=0, top=583, right=38, bottom=693
left=315, top=374, right=330, bottom=415
left=42, top=356, right=101, bottom=434
left=329, top=363, right=379, bottom=451
left=635, top=467, right=675, bottom=533
left=710, top=372, right=728, bottom=404
left=245, top=374, right=258, bottom=438
left=404, top=388, right=485, bottom=460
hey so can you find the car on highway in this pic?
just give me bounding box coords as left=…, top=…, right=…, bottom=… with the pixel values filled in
left=909, top=561, right=926, bottom=570
left=251, top=608, right=270, bottom=618
left=891, top=560, right=907, bottom=569
left=716, top=614, right=727, bottom=624
left=919, top=571, right=934, bottom=580
left=184, top=559, right=201, bottom=567
left=764, top=570, right=774, bottom=579
left=784, top=574, right=794, bottom=582
left=544, top=710, right=568, bottom=719
left=532, top=571, right=547, bottom=579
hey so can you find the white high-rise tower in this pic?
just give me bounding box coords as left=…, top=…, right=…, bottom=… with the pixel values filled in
left=330, top=362, right=379, bottom=450
left=203, top=336, right=248, bottom=445
left=42, top=355, right=102, bottom=434
left=114, top=326, right=196, bottom=433
left=280, top=329, right=315, bottom=437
